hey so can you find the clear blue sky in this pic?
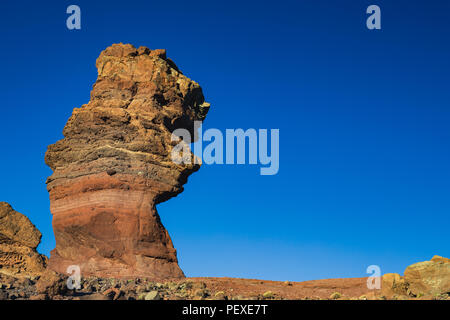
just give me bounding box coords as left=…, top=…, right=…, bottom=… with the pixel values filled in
left=0, top=0, right=449, bottom=281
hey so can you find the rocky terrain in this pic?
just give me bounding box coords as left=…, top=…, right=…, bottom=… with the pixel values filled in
left=44, top=43, right=210, bottom=279
left=0, top=44, right=448, bottom=301
left=1, top=201, right=447, bottom=301
left=0, top=272, right=380, bottom=300
left=0, top=203, right=47, bottom=278
left=381, top=255, right=450, bottom=300
left=0, top=264, right=448, bottom=300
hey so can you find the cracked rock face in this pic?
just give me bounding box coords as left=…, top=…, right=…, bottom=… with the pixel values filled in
left=0, top=202, right=47, bottom=278
left=45, top=43, right=210, bottom=279
left=382, top=255, right=450, bottom=298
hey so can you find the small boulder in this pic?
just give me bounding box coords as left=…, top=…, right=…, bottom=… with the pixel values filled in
left=35, top=269, right=68, bottom=298
left=194, top=288, right=210, bottom=298
left=145, top=291, right=161, bottom=300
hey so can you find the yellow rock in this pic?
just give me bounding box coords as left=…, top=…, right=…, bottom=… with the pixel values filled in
left=262, top=291, right=274, bottom=299
left=431, top=255, right=450, bottom=263
left=381, top=273, right=408, bottom=297
left=404, top=257, right=450, bottom=296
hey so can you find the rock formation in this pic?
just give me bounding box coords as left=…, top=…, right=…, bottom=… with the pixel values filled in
left=0, top=202, right=47, bottom=277
left=45, top=43, right=210, bottom=279
left=404, top=255, right=450, bottom=296
left=382, top=255, right=450, bottom=298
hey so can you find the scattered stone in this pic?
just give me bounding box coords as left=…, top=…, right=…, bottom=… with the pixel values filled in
left=168, top=282, right=178, bottom=291
left=34, top=269, right=68, bottom=298
left=106, top=169, right=117, bottom=176
left=193, top=282, right=206, bottom=289
left=0, top=255, right=448, bottom=300
left=179, top=281, right=193, bottom=290
left=145, top=291, right=161, bottom=301
left=103, top=287, right=122, bottom=300
left=194, top=288, right=210, bottom=299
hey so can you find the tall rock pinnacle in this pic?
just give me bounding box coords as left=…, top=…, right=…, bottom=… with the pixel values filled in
left=45, top=43, right=210, bottom=279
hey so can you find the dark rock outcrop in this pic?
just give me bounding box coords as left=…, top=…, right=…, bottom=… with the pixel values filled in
left=45, top=43, right=210, bottom=279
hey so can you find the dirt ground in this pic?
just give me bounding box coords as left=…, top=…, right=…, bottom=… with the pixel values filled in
left=189, top=277, right=381, bottom=300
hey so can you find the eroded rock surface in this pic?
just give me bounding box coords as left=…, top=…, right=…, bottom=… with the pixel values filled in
left=382, top=255, right=450, bottom=298
left=0, top=202, right=47, bottom=278
left=404, top=255, right=450, bottom=296
left=45, top=43, right=210, bottom=279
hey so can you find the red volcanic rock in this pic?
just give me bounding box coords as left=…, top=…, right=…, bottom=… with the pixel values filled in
left=45, top=43, right=210, bottom=279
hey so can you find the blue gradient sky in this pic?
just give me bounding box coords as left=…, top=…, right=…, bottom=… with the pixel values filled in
left=0, top=0, right=449, bottom=281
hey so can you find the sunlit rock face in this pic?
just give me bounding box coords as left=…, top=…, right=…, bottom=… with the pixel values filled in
left=0, top=202, right=47, bottom=278
left=45, top=43, right=210, bottom=279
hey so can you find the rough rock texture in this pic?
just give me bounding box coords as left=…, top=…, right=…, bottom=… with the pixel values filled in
left=0, top=202, right=47, bottom=277
left=45, top=43, right=210, bottom=279
left=34, top=269, right=69, bottom=298
left=381, top=273, right=408, bottom=298
left=382, top=255, right=450, bottom=298
left=2, top=275, right=385, bottom=301
left=404, top=255, right=450, bottom=296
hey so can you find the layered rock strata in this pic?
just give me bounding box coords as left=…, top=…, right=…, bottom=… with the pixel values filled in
left=45, top=43, right=210, bottom=278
